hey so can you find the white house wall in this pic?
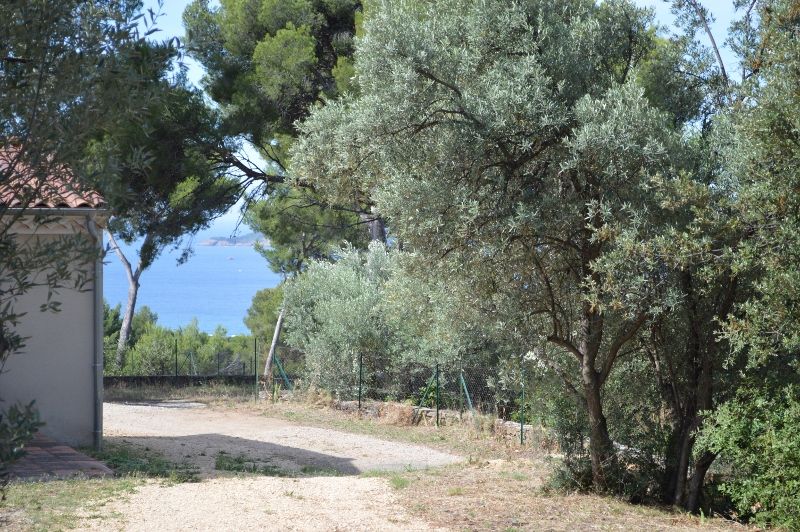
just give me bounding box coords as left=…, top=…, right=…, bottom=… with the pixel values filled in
left=0, top=230, right=98, bottom=447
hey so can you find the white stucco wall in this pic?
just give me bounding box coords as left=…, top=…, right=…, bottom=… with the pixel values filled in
left=0, top=221, right=100, bottom=447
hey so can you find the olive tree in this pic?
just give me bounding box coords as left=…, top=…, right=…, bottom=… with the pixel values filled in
left=290, top=0, right=683, bottom=490
left=696, top=1, right=800, bottom=526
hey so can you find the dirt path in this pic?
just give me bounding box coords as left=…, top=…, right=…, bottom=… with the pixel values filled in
left=76, top=402, right=458, bottom=531
left=79, top=476, right=437, bottom=531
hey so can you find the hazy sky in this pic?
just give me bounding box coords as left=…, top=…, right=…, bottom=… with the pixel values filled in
left=141, top=0, right=739, bottom=238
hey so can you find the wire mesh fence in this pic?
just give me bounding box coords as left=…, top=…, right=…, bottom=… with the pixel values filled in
left=305, top=355, right=539, bottom=442
left=104, top=338, right=298, bottom=390
left=106, top=342, right=542, bottom=444
left=106, top=339, right=262, bottom=378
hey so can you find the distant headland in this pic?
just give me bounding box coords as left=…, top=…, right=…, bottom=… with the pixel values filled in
left=198, top=232, right=268, bottom=247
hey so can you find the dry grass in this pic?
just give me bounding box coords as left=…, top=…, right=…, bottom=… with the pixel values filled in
left=388, top=460, right=745, bottom=531
left=0, top=477, right=141, bottom=532
left=104, top=382, right=259, bottom=405
left=0, top=441, right=202, bottom=531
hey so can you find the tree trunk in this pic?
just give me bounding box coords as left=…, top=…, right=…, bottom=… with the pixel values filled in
left=116, top=276, right=140, bottom=367
left=107, top=231, right=142, bottom=369
left=686, top=450, right=716, bottom=513
left=671, top=413, right=695, bottom=506
left=665, top=269, right=718, bottom=510
left=683, top=325, right=715, bottom=510
left=360, top=207, right=387, bottom=243
left=368, top=216, right=386, bottom=243
left=263, top=307, right=285, bottom=387
left=661, top=423, right=683, bottom=502
left=577, top=211, right=614, bottom=491
left=583, top=363, right=614, bottom=490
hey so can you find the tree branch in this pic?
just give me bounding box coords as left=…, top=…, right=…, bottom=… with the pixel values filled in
left=600, top=312, right=647, bottom=385
left=414, top=67, right=463, bottom=98
left=106, top=230, right=133, bottom=280
left=547, top=335, right=584, bottom=362
left=687, top=0, right=728, bottom=83
left=542, top=357, right=584, bottom=401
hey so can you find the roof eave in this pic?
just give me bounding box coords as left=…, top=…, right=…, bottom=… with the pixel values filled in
left=3, top=206, right=108, bottom=216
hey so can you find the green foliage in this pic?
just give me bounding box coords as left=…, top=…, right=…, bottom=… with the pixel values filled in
left=283, top=242, right=396, bottom=395
left=125, top=323, right=175, bottom=376
left=291, top=0, right=683, bottom=493
left=109, top=313, right=258, bottom=377
left=103, top=302, right=123, bottom=343
left=0, top=402, right=43, bottom=499
left=244, top=286, right=284, bottom=342
left=89, top=46, right=240, bottom=364
left=184, top=0, right=373, bottom=280
left=245, top=185, right=368, bottom=275
left=105, top=305, right=162, bottom=374
left=692, top=3, right=800, bottom=524
left=283, top=242, right=501, bottom=399
left=87, top=442, right=199, bottom=483
left=697, top=384, right=800, bottom=528
left=183, top=0, right=361, bottom=143
left=723, top=0, right=800, bottom=368
left=131, top=306, right=158, bottom=344
left=637, top=36, right=708, bottom=126
left=90, top=70, right=239, bottom=269
left=253, top=23, right=318, bottom=103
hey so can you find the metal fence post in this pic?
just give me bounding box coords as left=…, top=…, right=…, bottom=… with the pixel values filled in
left=460, top=370, right=474, bottom=413
left=435, top=363, right=440, bottom=427
left=459, top=360, right=464, bottom=417
left=254, top=337, right=258, bottom=394
left=174, top=338, right=178, bottom=377
left=358, top=352, right=363, bottom=410
left=520, top=364, right=525, bottom=446
left=217, top=352, right=220, bottom=375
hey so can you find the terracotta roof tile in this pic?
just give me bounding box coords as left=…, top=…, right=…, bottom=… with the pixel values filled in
left=0, top=146, right=105, bottom=209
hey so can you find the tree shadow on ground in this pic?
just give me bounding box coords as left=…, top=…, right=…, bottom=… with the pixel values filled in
left=105, top=433, right=363, bottom=478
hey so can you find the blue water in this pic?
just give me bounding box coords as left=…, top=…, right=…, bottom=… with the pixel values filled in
left=103, top=241, right=281, bottom=335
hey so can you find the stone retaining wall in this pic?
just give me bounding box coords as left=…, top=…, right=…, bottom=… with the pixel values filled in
left=332, top=399, right=550, bottom=447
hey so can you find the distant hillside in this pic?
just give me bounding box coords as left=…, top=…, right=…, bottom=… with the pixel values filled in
left=199, top=232, right=268, bottom=247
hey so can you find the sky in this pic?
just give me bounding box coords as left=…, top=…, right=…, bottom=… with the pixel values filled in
left=141, top=0, right=740, bottom=238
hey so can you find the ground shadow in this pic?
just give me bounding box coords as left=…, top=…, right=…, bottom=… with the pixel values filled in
left=105, top=433, right=363, bottom=478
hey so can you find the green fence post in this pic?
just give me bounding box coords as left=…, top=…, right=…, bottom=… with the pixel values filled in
left=254, top=337, right=258, bottom=397
left=358, top=352, right=363, bottom=411
left=435, top=363, right=440, bottom=427
left=174, top=337, right=178, bottom=377
left=459, top=361, right=464, bottom=417
left=417, top=374, right=435, bottom=409
left=460, top=371, right=474, bottom=413
left=274, top=354, right=292, bottom=390
left=520, top=364, right=525, bottom=446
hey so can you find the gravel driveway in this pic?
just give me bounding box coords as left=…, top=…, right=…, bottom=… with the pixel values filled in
left=76, top=401, right=459, bottom=531
left=103, top=401, right=459, bottom=476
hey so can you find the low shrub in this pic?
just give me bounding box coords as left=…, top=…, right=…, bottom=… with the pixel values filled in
left=0, top=402, right=43, bottom=500
left=696, top=384, right=800, bottom=529
left=87, top=442, right=199, bottom=483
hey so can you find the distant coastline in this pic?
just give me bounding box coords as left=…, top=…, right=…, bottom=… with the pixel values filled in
left=198, top=232, right=268, bottom=247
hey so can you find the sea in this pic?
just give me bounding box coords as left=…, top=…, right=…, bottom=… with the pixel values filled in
left=103, top=239, right=281, bottom=335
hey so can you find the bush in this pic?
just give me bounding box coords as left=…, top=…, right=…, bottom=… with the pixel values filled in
left=0, top=402, right=43, bottom=500
left=696, top=384, right=800, bottom=529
